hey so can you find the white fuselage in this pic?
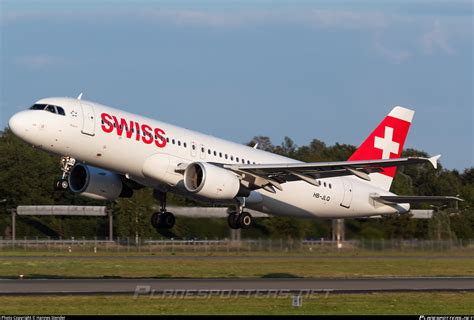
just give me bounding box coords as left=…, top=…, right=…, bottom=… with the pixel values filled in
left=9, top=97, right=408, bottom=219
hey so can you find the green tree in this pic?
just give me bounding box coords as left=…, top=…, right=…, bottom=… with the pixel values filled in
left=114, top=188, right=157, bottom=240
left=247, top=136, right=274, bottom=152
left=0, top=129, right=57, bottom=206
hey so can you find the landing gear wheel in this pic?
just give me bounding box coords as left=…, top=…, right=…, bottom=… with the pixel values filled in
left=159, top=212, right=175, bottom=229
left=60, top=179, right=69, bottom=190
left=151, top=212, right=161, bottom=229
left=55, top=179, right=69, bottom=191
left=238, top=212, right=253, bottom=229
left=151, top=191, right=175, bottom=230
left=151, top=212, right=175, bottom=229
left=228, top=213, right=240, bottom=229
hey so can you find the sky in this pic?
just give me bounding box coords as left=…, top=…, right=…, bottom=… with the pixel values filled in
left=0, top=0, right=472, bottom=170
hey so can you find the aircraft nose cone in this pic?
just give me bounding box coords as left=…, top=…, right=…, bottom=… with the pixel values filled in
left=9, top=113, right=21, bottom=134
left=9, top=111, right=29, bottom=138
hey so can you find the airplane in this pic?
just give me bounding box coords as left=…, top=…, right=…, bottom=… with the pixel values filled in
left=8, top=95, right=461, bottom=230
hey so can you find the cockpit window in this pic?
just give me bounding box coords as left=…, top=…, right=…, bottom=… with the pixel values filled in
left=29, top=104, right=66, bottom=116
left=29, top=104, right=47, bottom=110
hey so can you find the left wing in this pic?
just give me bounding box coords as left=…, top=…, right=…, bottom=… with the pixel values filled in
left=223, top=155, right=440, bottom=192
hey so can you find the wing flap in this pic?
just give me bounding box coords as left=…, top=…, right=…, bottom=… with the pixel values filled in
left=372, top=195, right=463, bottom=204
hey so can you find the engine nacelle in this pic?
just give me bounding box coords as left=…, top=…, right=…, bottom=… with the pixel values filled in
left=184, top=162, right=247, bottom=200
left=68, top=164, right=133, bottom=201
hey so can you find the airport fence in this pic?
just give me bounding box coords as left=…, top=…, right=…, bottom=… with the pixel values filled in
left=0, top=238, right=473, bottom=254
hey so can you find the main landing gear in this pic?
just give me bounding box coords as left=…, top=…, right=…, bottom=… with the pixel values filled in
left=228, top=199, right=253, bottom=229
left=151, top=191, right=176, bottom=229
left=54, top=156, right=76, bottom=191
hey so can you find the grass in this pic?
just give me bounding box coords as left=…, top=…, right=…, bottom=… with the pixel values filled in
left=0, top=292, right=472, bottom=315
left=1, top=250, right=474, bottom=257
left=1, top=244, right=473, bottom=257
left=0, top=255, right=473, bottom=279
left=1, top=251, right=472, bottom=315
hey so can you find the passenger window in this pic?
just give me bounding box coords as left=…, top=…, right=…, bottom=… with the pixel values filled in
left=213, top=151, right=217, bottom=156
left=178, top=141, right=181, bottom=146
left=192, top=145, right=196, bottom=150
left=166, top=137, right=169, bottom=143
left=324, top=182, right=327, bottom=187
left=242, top=159, right=245, bottom=164
left=236, top=157, right=239, bottom=162
left=172, top=139, right=175, bottom=144
left=201, top=147, right=205, bottom=153
left=184, top=142, right=187, bottom=148
left=219, top=152, right=222, bottom=158
left=247, top=160, right=250, bottom=164
left=230, top=156, right=234, bottom=161
left=225, top=154, right=228, bottom=159
left=208, top=149, right=211, bottom=155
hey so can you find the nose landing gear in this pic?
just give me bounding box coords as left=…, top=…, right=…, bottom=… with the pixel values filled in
left=54, top=156, right=76, bottom=191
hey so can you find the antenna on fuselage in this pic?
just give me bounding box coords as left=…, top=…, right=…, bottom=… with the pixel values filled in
left=253, top=143, right=259, bottom=149
left=77, top=93, right=83, bottom=100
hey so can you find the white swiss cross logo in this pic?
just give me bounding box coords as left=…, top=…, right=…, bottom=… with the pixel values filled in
left=374, top=126, right=399, bottom=159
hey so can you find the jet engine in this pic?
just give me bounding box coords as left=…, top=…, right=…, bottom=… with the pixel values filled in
left=68, top=164, right=133, bottom=201
left=184, top=162, right=249, bottom=200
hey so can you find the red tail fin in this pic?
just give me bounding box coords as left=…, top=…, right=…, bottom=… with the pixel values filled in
left=349, top=106, right=414, bottom=190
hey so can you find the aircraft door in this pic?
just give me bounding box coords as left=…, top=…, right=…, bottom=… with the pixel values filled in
left=340, top=178, right=353, bottom=208
left=80, top=102, right=96, bottom=136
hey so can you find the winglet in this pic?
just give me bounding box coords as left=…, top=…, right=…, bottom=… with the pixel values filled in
left=77, top=93, right=83, bottom=100
left=429, top=154, right=441, bottom=169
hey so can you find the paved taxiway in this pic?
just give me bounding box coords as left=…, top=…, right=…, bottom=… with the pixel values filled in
left=1, top=277, right=473, bottom=295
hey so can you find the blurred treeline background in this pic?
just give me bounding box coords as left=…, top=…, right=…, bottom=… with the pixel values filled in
left=0, top=129, right=472, bottom=240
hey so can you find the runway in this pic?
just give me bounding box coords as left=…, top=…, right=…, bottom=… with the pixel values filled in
left=1, top=277, right=473, bottom=295
left=1, top=255, right=472, bottom=260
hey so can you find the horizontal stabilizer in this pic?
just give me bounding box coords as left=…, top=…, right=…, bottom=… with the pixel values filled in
left=372, top=195, right=463, bottom=205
